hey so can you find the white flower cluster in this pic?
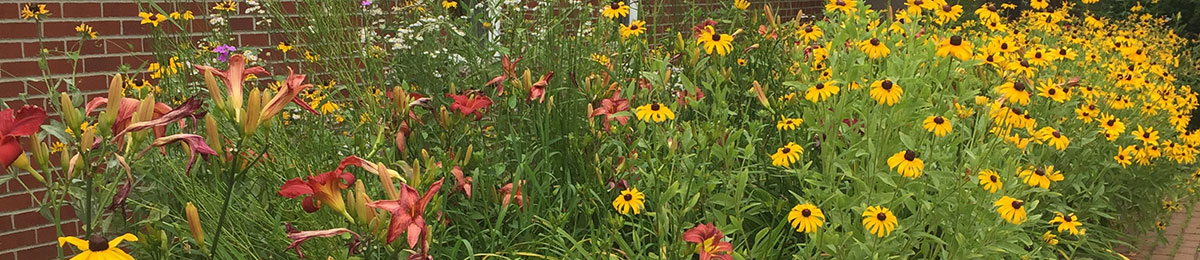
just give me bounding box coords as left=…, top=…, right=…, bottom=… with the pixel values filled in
left=245, top=0, right=273, bottom=26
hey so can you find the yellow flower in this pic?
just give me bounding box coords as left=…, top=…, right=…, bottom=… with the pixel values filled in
left=1038, top=80, right=1069, bottom=103
left=733, top=0, right=750, bottom=10
left=887, top=149, right=924, bottom=178
left=1018, top=166, right=1064, bottom=189
left=697, top=26, right=734, bottom=56
left=922, top=116, right=952, bottom=137
left=1050, top=212, right=1083, bottom=235
left=995, top=81, right=1032, bottom=106
left=1098, top=113, right=1126, bottom=135
left=1031, top=0, right=1049, bottom=9
left=20, top=4, right=50, bottom=20
left=771, top=142, right=804, bottom=168
left=979, top=169, right=1002, bottom=193
left=278, top=42, right=293, bottom=53
left=183, top=11, right=195, bottom=20
left=442, top=0, right=459, bottom=9
left=858, top=38, right=890, bottom=59
left=788, top=203, right=825, bottom=233
left=59, top=233, right=139, bottom=260
left=591, top=53, right=610, bottom=65
left=1043, top=231, right=1059, bottom=245
left=612, top=188, right=645, bottom=215
left=974, top=3, right=1000, bottom=22
left=825, top=0, right=858, bottom=14
left=776, top=116, right=803, bottom=130
left=635, top=103, right=676, bottom=122
left=797, top=24, right=823, bottom=44
left=304, top=50, right=320, bottom=62
left=1130, top=1, right=1143, bottom=12
left=934, top=4, right=963, bottom=25
left=139, top=12, right=168, bottom=27
left=994, top=196, right=1027, bottom=224
left=1037, top=127, right=1069, bottom=150
left=936, top=35, right=973, bottom=60
left=602, top=1, right=630, bottom=19
left=1115, top=145, right=1135, bottom=167
left=862, top=206, right=897, bottom=237
left=213, top=1, right=238, bottom=11
left=620, top=20, right=647, bottom=38
left=869, top=79, right=902, bottom=106
left=804, top=81, right=840, bottom=102
left=1133, top=125, right=1160, bottom=146
left=75, top=23, right=98, bottom=39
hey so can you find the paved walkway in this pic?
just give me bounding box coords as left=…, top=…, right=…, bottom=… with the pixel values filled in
left=1131, top=202, right=1200, bottom=260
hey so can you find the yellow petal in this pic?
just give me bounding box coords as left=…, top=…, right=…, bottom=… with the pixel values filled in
left=59, top=236, right=89, bottom=251
left=108, top=233, right=139, bottom=249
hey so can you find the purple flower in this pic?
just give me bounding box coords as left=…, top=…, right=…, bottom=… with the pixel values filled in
left=361, top=0, right=372, bottom=6
left=214, top=44, right=237, bottom=62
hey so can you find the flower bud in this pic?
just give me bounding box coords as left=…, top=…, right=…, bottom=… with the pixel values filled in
left=80, top=127, right=96, bottom=152
left=101, top=74, right=125, bottom=129
left=242, top=88, right=263, bottom=136
left=522, top=69, right=532, bottom=91
left=205, top=114, right=222, bottom=156
left=463, top=144, right=473, bottom=165
left=352, top=180, right=377, bottom=224
left=12, top=153, right=43, bottom=184
left=204, top=70, right=226, bottom=113
left=59, top=93, right=81, bottom=130
left=30, top=136, right=50, bottom=172
left=185, top=202, right=205, bottom=248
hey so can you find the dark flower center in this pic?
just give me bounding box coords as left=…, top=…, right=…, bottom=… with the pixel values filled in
left=881, top=80, right=893, bottom=90
left=1143, top=132, right=1151, bottom=138
left=836, top=0, right=846, bottom=6
left=990, top=175, right=998, bottom=182
left=941, top=5, right=951, bottom=12
left=132, top=79, right=144, bottom=86
left=988, top=4, right=997, bottom=11
left=1048, top=89, right=1056, bottom=95
left=876, top=212, right=887, bottom=221
left=870, top=38, right=880, bottom=46
left=949, top=35, right=962, bottom=46
left=782, top=147, right=791, bottom=154
left=1010, top=107, right=1022, bottom=114
left=1052, top=131, right=1061, bottom=138
left=933, top=116, right=944, bottom=124
left=1035, top=168, right=1045, bottom=176
left=630, top=25, right=638, bottom=30
left=623, top=194, right=633, bottom=201
left=1059, top=49, right=1068, bottom=55
left=903, top=150, right=916, bottom=161
left=914, top=0, right=924, bottom=5
left=785, top=120, right=793, bottom=124
left=1063, top=215, right=1073, bottom=222
left=1035, top=52, right=1043, bottom=59
left=1106, top=119, right=1116, bottom=126
left=986, top=55, right=995, bottom=62
left=1013, top=82, right=1026, bottom=92
left=1020, top=60, right=1030, bottom=67
left=1001, top=43, right=1009, bottom=50
left=1011, top=200, right=1023, bottom=209
left=610, top=3, right=619, bottom=9
left=802, top=208, right=812, bottom=217
left=805, top=26, right=813, bottom=33
left=89, top=235, right=109, bottom=251
left=1136, top=49, right=1143, bottom=55
left=650, top=104, right=661, bottom=111
left=815, top=83, right=825, bottom=89
left=712, top=34, right=722, bottom=41
left=1087, top=104, right=1095, bottom=109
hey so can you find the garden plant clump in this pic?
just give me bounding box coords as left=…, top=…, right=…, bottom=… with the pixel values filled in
left=8, top=0, right=1200, bottom=259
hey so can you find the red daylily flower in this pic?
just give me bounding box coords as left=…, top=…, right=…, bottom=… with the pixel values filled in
left=194, top=54, right=267, bottom=110
left=499, top=180, right=525, bottom=210
left=0, top=106, right=45, bottom=169
left=447, top=93, right=493, bottom=120
left=367, top=178, right=444, bottom=248
left=692, top=19, right=719, bottom=38
left=141, top=134, right=218, bottom=175
left=278, top=170, right=356, bottom=214
left=683, top=223, right=733, bottom=260
left=485, top=55, right=523, bottom=96
left=85, top=97, right=175, bottom=138
left=528, top=71, right=555, bottom=103
left=262, top=67, right=318, bottom=119
left=675, top=87, right=706, bottom=107
left=451, top=166, right=472, bottom=199
left=589, top=90, right=630, bottom=132
left=284, top=223, right=362, bottom=259
left=118, top=97, right=203, bottom=138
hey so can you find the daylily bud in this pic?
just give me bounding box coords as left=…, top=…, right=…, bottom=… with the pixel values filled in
left=101, top=74, right=125, bottom=130
left=185, top=202, right=205, bottom=249
left=205, top=114, right=222, bottom=157
left=59, top=93, right=81, bottom=131
left=30, top=136, right=50, bottom=173
left=463, top=144, right=473, bottom=165
left=662, top=69, right=672, bottom=89
left=204, top=69, right=226, bottom=113
left=12, top=153, right=43, bottom=184
left=764, top=4, right=776, bottom=26
left=352, top=180, right=377, bottom=224
left=80, top=127, right=96, bottom=152
left=675, top=32, right=686, bottom=53
left=242, top=88, right=263, bottom=136
left=412, top=160, right=422, bottom=188
left=522, top=69, right=533, bottom=91
left=752, top=80, right=770, bottom=108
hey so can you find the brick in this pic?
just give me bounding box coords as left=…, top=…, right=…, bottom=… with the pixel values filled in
left=76, top=75, right=111, bottom=92
left=230, top=17, right=255, bottom=31
left=102, top=2, right=140, bottom=18
left=0, top=229, right=39, bottom=249
left=0, top=193, right=33, bottom=213
left=122, top=54, right=153, bottom=68
left=11, top=210, right=49, bottom=228
left=0, top=3, right=17, bottom=20
left=0, top=215, right=11, bottom=231
left=15, top=244, right=58, bottom=260
left=0, top=43, right=20, bottom=60
left=106, top=38, right=143, bottom=54
left=121, top=20, right=151, bottom=36
left=83, top=56, right=123, bottom=74
left=0, top=252, right=13, bottom=260
left=62, top=3, right=103, bottom=18
left=67, top=40, right=106, bottom=56
left=0, top=22, right=40, bottom=40
left=23, top=41, right=66, bottom=59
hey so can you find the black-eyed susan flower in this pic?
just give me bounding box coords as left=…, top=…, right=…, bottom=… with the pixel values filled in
left=139, top=12, right=168, bottom=27
left=442, top=0, right=459, bottom=9
left=602, top=2, right=629, bottom=19
left=987, top=37, right=1017, bottom=53
left=733, top=0, right=750, bottom=10
left=1018, top=166, right=1064, bottom=189
left=777, top=116, right=803, bottom=130
left=1038, top=80, right=1069, bottom=103
left=1006, top=59, right=1037, bottom=76
left=1157, top=221, right=1167, bottom=230
left=797, top=24, right=823, bottom=43
left=20, top=4, right=49, bottom=20
left=1098, top=113, right=1126, bottom=135
left=923, top=116, right=952, bottom=137
left=862, top=206, right=897, bottom=237
left=635, top=103, right=676, bottom=122
left=936, top=35, right=973, bottom=60
left=869, top=79, right=902, bottom=106
left=858, top=38, right=890, bottom=59
left=58, top=233, right=138, bottom=260
left=974, top=3, right=1000, bottom=22
left=213, top=0, right=238, bottom=11
left=1115, top=145, right=1135, bottom=167
left=994, top=196, right=1027, bottom=224
left=824, top=0, right=858, bottom=14
left=75, top=23, right=98, bottom=39
left=771, top=142, right=804, bottom=167
left=1133, top=125, right=1160, bottom=145
left=979, top=169, right=1002, bottom=193
left=612, top=187, right=645, bottom=215
left=1025, top=49, right=1051, bottom=66
left=804, top=81, right=840, bottom=102
left=934, top=4, right=963, bottom=25
left=1043, top=231, right=1059, bottom=245
left=1054, top=47, right=1078, bottom=61
left=1038, top=128, right=1069, bottom=150
left=1030, top=0, right=1049, bottom=9
left=887, top=149, right=924, bottom=178
left=736, top=58, right=747, bottom=66
left=278, top=42, right=293, bottom=53
left=620, top=20, right=647, bottom=38
left=697, top=26, right=734, bottom=56
left=787, top=203, right=825, bottom=233
left=995, top=81, right=1032, bottom=105
left=1050, top=212, right=1083, bottom=235
left=954, top=101, right=974, bottom=118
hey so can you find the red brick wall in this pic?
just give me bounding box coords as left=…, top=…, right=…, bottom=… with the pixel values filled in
left=0, top=1, right=821, bottom=259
